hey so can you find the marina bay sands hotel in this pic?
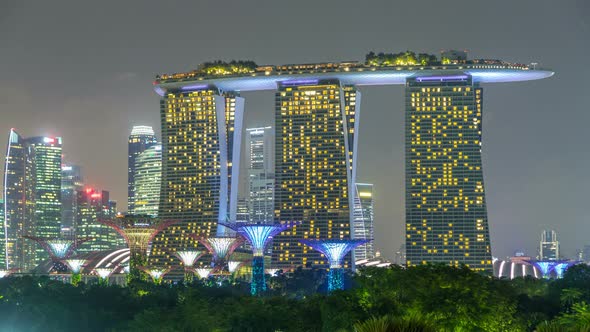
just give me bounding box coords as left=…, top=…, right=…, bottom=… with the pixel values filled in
left=149, top=51, right=553, bottom=273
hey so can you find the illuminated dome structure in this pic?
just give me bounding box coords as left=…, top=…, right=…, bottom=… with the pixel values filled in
left=493, top=259, right=540, bottom=279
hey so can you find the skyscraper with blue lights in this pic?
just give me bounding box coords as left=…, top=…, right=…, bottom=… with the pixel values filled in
left=128, top=126, right=157, bottom=213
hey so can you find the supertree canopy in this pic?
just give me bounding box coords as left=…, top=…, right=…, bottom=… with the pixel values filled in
left=221, top=221, right=299, bottom=296
left=0, top=270, right=11, bottom=278
left=300, top=238, right=370, bottom=292
left=175, top=250, right=203, bottom=284
left=139, top=267, right=171, bottom=285
left=65, top=259, right=86, bottom=286
left=228, top=260, right=246, bottom=274
left=195, top=268, right=213, bottom=279
left=527, top=260, right=577, bottom=279
left=23, top=235, right=91, bottom=273
left=95, top=268, right=113, bottom=285
left=194, top=236, right=244, bottom=270
left=266, top=269, right=280, bottom=277
left=100, top=215, right=177, bottom=282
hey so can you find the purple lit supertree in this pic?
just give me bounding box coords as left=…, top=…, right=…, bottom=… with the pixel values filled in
left=175, top=250, right=204, bottom=284
left=192, top=236, right=244, bottom=273
left=299, top=239, right=370, bottom=292
left=23, top=235, right=91, bottom=273
left=221, top=221, right=299, bottom=295
left=100, top=215, right=177, bottom=282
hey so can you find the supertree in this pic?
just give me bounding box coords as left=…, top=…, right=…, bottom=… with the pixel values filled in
left=95, top=268, right=113, bottom=285
left=175, top=250, right=204, bottom=284
left=192, top=236, right=244, bottom=273
left=195, top=267, right=213, bottom=280
left=0, top=268, right=17, bottom=278
left=266, top=269, right=280, bottom=277
left=23, top=235, right=91, bottom=272
left=64, top=259, right=86, bottom=286
left=527, top=260, right=577, bottom=279
left=228, top=260, right=247, bottom=274
left=100, top=215, right=176, bottom=282
left=221, top=222, right=299, bottom=296
left=139, top=267, right=171, bottom=285
left=300, top=239, right=370, bottom=292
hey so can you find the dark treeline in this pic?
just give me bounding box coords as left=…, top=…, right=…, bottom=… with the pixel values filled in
left=1, top=264, right=590, bottom=331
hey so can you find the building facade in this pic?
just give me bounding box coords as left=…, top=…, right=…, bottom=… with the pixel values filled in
left=245, top=127, right=274, bottom=223
left=272, top=80, right=360, bottom=270
left=405, top=75, right=492, bottom=272
left=128, top=126, right=157, bottom=213
left=540, top=230, right=559, bottom=260
left=132, top=144, right=162, bottom=217
left=353, top=183, right=375, bottom=261
left=76, top=188, right=123, bottom=253
left=2, top=131, right=63, bottom=270
left=150, top=86, right=244, bottom=269
left=61, top=164, right=83, bottom=235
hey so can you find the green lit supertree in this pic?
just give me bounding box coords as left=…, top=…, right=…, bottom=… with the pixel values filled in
left=100, top=215, right=176, bottom=282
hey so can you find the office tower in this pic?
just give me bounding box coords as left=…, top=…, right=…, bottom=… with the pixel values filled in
left=150, top=86, right=244, bottom=269
left=132, top=144, right=161, bottom=217
left=128, top=126, right=157, bottom=213
left=3, top=130, right=29, bottom=270
left=61, top=164, right=83, bottom=234
left=245, top=127, right=274, bottom=222
left=26, top=136, right=63, bottom=266
left=405, top=75, right=492, bottom=272
left=76, top=188, right=124, bottom=253
left=272, top=80, right=360, bottom=270
left=540, top=230, right=559, bottom=260
left=236, top=198, right=250, bottom=222
left=353, top=183, right=375, bottom=261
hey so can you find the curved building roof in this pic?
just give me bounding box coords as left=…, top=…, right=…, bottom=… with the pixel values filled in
left=154, top=65, right=553, bottom=95
left=493, top=259, right=540, bottom=279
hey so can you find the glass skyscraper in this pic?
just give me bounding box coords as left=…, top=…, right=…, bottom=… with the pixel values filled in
left=540, top=230, right=559, bottom=261
left=405, top=75, right=492, bottom=272
left=150, top=86, right=244, bottom=270
left=133, top=144, right=161, bottom=217
left=61, top=164, right=83, bottom=235
left=353, top=183, right=375, bottom=261
left=245, top=127, right=274, bottom=223
left=272, top=80, right=360, bottom=270
left=128, top=126, right=157, bottom=213
left=2, top=130, right=62, bottom=270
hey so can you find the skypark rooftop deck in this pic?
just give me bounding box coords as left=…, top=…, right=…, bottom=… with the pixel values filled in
left=154, top=60, right=553, bottom=95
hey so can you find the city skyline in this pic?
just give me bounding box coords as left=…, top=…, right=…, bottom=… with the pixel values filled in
left=0, top=0, right=587, bottom=261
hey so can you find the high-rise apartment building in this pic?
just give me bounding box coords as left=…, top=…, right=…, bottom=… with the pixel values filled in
left=353, top=183, right=375, bottom=261
left=61, top=164, right=83, bottom=234
left=2, top=130, right=62, bottom=270
left=272, top=80, right=360, bottom=270
left=128, top=126, right=157, bottom=213
left=132, top=144, right=161, bottom=216
left=245, top=127, right=274, bottom=223
left=76, top=188, right=123, bottom=253
left=405, top=75, right=492, bottom=272
left=540, top=230, right=559, bottom=261
left=150, top=86, right=244, bottom=269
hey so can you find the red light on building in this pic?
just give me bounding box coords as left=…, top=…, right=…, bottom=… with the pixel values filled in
left=86, top=188, right=93, bottom=194
left=91, top=193, right=101, bottom=199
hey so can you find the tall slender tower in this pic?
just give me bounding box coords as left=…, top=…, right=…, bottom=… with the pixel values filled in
left=150, top=85, right=244, bottom=270
left=128, top=126, right=157, bottom=213
left=133, top=144, right=162, bottom=217
left=245, top=127, right=274, bottom=223
left=405, top=75, right=492, bottom=272
left=61, top=164, right=83, bottom=235
left=353, top=183, right=375, bottom=261
left=26, top=136, right=63, bottom=265
left=272, top=79, right=360, bottom=270
left=2, top=129, right=29, bottom=270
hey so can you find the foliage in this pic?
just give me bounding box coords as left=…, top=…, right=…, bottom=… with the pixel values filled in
left=366, top=51, right=438, bottom=66
left=1, top=264, right=590, bottom=331
left=198, top=60, right=257, bottom=76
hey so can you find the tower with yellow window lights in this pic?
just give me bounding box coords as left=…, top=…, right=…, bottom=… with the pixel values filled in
left=405, top=75, right=492, bottom=272
left=271, top=79, right=360, bottom=270
left=149, top=85, right=244, bottom=273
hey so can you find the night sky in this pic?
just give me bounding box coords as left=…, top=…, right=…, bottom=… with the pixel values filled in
left=1, top=0, right=588, bottom=260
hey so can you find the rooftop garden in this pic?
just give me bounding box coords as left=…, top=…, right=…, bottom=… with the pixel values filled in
left=365, top=51, right=440, bottom=66
left=198, top=60, right=258, bottom=76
